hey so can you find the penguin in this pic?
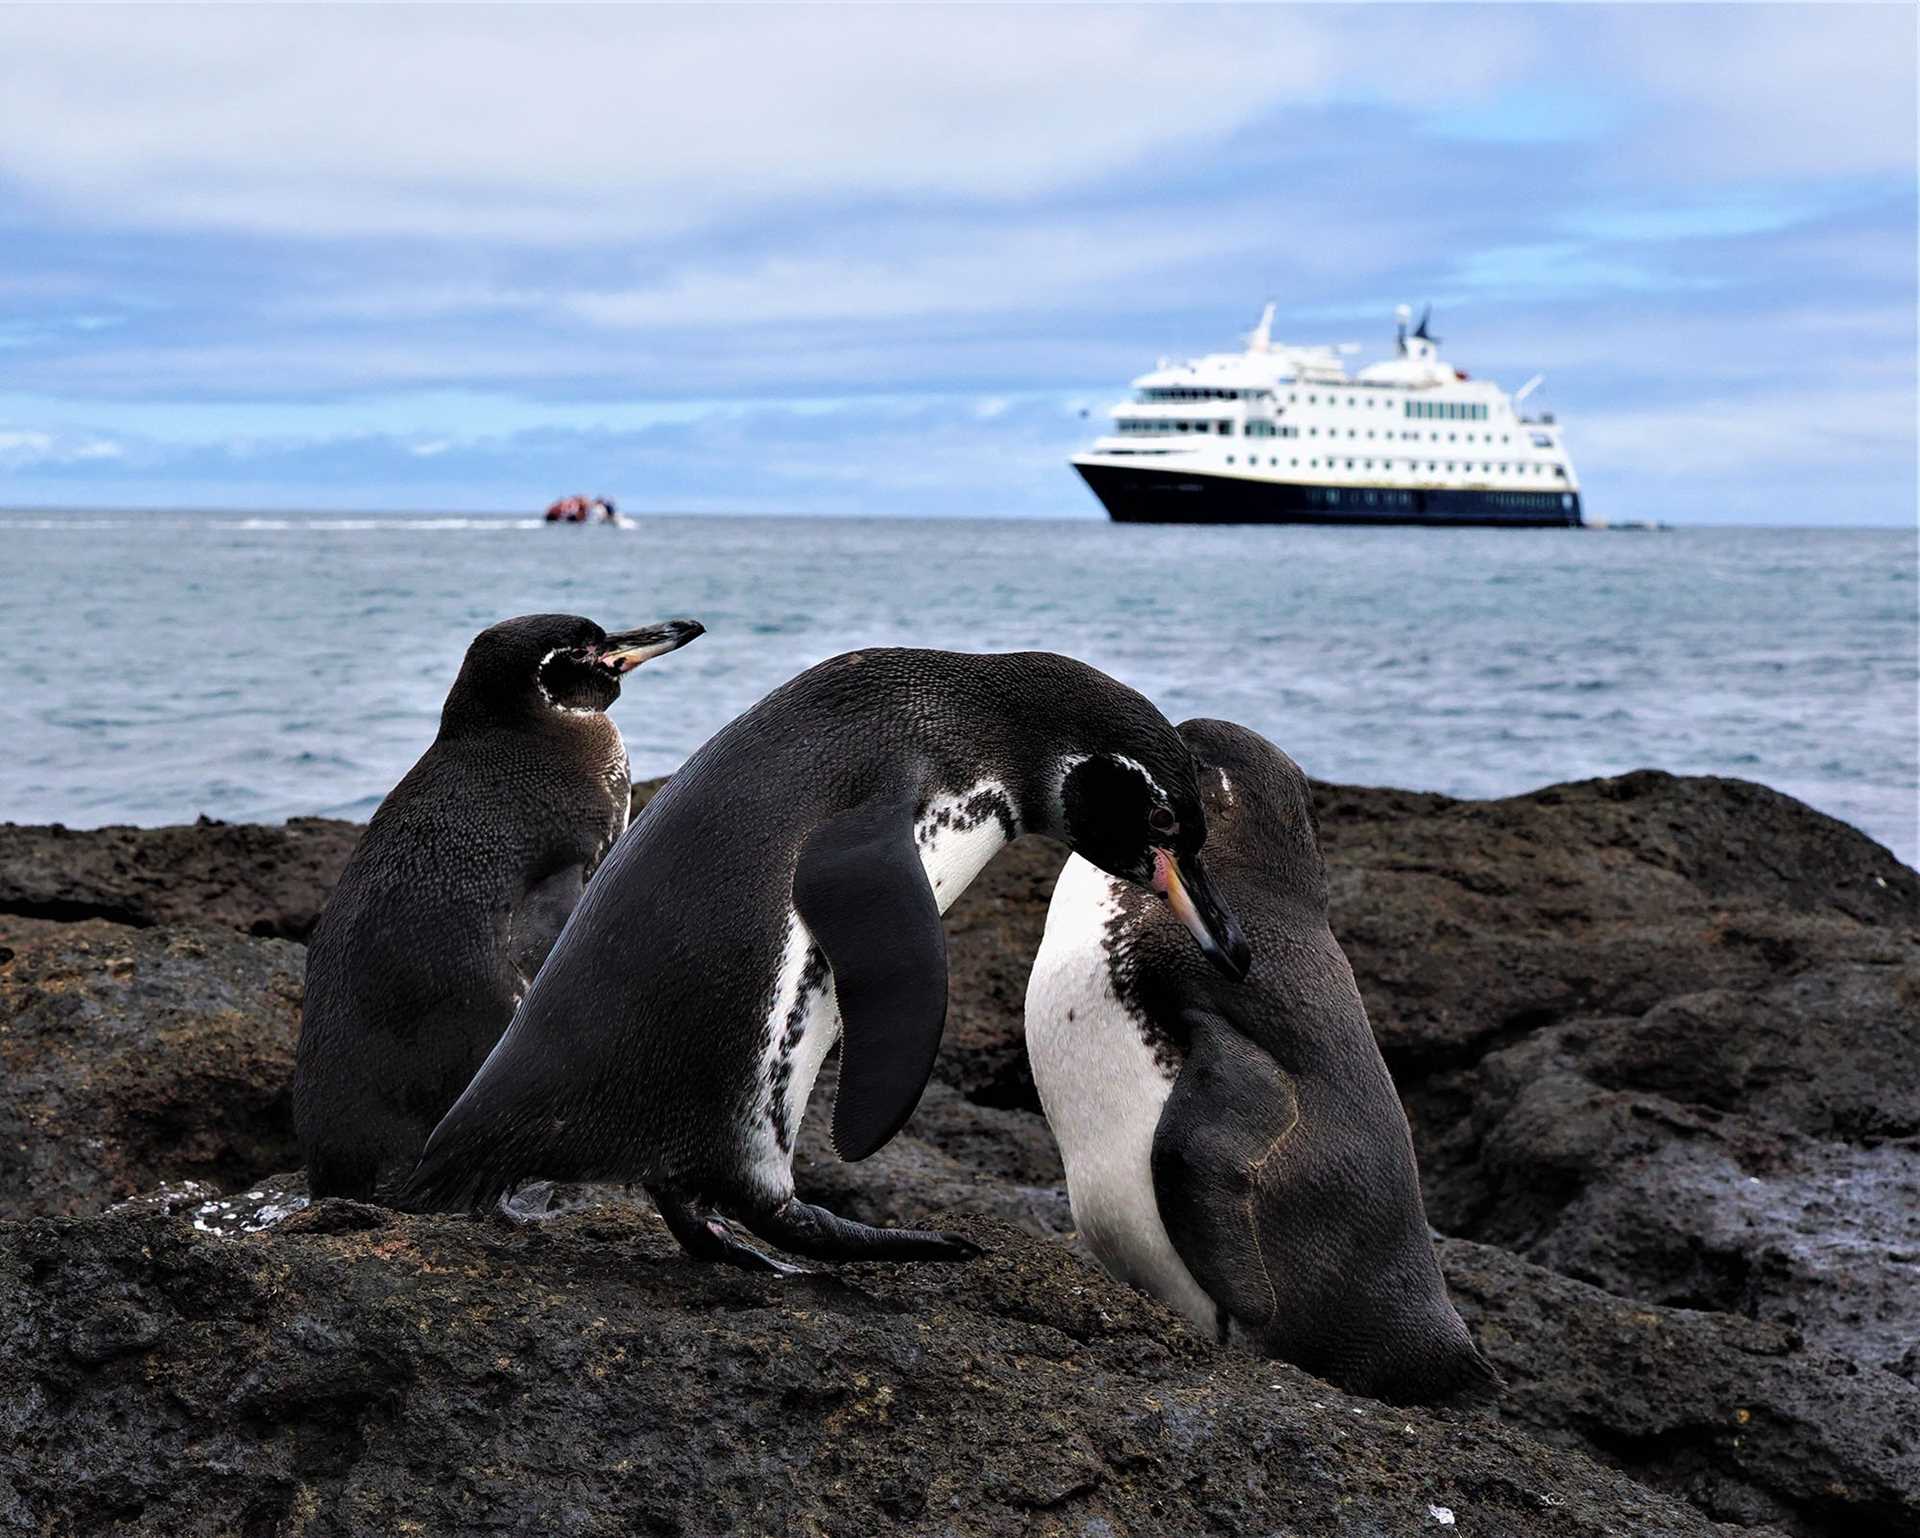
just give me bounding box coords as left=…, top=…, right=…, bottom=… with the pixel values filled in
left=1024, top=719, right=1496, bottom=1405
left=294, top=612, right=704, bottom=1201
left=401, top=648, right=1251, bottom=1269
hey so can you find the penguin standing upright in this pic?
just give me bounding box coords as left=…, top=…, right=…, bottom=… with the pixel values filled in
left=294, top=612, right=703, bottom=1200
left=1025, top=718, right=1495, bottom=1405
left=402, top=648, right=1251, bottom=1268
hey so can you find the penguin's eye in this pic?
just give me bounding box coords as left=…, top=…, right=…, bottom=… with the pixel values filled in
left=1148, top=806, right=1178, bottom=837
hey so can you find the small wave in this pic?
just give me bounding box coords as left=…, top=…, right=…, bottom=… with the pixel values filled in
left=233, top=517, right=539, bottom=532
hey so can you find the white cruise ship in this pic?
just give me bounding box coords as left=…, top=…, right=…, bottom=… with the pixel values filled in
left=1072, top=305, right=1582, bottom=527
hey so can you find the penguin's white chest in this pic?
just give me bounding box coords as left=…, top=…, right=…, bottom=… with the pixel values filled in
left=1026, top=854, right=1218, bottom=1334
left=914, top=782, right=1020, bottom=915
left=751, top=781, right=1018, bottom=1192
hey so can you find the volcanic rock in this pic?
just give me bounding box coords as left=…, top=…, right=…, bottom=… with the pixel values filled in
left=0, top=919, right=304, bottom=1220
left=0, top=1201, right=1751, bottom=1538
left=1442, top=1237, right=1920, bottom=1538
left=0, top=815, right=360, bottom=939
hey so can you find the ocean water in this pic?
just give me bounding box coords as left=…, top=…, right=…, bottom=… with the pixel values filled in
left=2, top=511, right=1914, bottom=866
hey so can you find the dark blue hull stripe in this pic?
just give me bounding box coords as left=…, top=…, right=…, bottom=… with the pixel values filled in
left=1075, top=463, right=1583, bottom=528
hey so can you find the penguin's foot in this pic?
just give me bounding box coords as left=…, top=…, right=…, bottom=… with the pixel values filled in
left=737, top=1197, right=984, bottom=1265
left=649, top=1187, right=811, bottom=1277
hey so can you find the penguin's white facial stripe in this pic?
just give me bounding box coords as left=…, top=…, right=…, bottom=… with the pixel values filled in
left=1026, top=855, right=1216, bottom=1333
left=534, top=646, right=611, bottom=717
left=1052, top=752, right=1175, bottom=828
left=914, top=781, right=1020, bottom=914
left=1110, top=754, right=1170, bottom=805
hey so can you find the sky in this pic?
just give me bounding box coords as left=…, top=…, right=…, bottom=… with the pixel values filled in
left=0, top=3, right=1914, bottom=524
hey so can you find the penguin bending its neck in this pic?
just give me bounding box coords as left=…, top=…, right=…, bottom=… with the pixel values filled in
left=402, top=648, right=1251, bottom=1269
left=294, top=612, right=704, bottom=1201
left=1026, top=719, right=1495, bottom=1405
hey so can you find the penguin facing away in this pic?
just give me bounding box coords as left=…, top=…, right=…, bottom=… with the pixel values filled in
left=1025, top=719, right=1496, bottom=1405
left=294, top=612, right=704, bottom=1201
left=401, top=648, right=1251, bottom=1269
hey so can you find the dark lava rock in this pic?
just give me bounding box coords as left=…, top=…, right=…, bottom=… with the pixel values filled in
left=1429, top=992, right=1920, bottom=1375
left=0, top=815, right=361, bottom=939
left=795, top=1074, right=1072, bottom=1239
left=5, top=771, right=1914, bottom=1535
left=0, top=1203, right=1751, bottom=1538
left=1315, top=772, right=1919, bottom=1378
left=1317, top=770, right=1915, bottom=1075
left=1442, top=1237, right=1920, bottom=1538
left=0, top=920, right=304, bottom=1220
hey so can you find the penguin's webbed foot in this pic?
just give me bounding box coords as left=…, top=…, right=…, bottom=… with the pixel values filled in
left=737, top=1196, right=983, bottom=1265
left=650, top=1187, right=812, bottom=1276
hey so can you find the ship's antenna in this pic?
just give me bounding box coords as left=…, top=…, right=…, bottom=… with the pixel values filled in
left=1248, top=301, right=1275, bottom=352
left=1395, top=303, right=1411, bottom=354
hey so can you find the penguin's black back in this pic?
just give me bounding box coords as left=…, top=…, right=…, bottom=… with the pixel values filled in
left=404, top=647, right=1197, bottom=1209
left=295, top=618, right=634, bottom=1199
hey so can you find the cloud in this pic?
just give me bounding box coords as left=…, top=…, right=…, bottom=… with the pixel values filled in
left=0, top=7, right=1907, bottom=243
left=0, top=7, right=1335, bottom=240
left=0, top=425, right=122, bottom=469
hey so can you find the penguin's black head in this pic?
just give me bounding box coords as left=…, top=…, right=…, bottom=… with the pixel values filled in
left=1059, top=746, right=1252, bottom=980
left=1177, top=717, right=1328, bottom=909
left=448, top=613, right=704, bottom=724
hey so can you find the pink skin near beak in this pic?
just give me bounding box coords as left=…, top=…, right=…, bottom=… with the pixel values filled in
left=1153, top=847, right=1205, bottom=947
left=1151, top=845, right=1253, bottom=979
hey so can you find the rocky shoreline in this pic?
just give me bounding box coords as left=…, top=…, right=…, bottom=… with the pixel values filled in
left=2, top=771, right=1915, bottom=1536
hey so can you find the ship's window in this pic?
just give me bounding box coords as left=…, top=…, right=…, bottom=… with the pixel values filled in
left=1308, top=395, right=1317, bottom=404
left=1226, top=456, right=1234, bottom=464
left=1217, top=422, right=1230, bottom=435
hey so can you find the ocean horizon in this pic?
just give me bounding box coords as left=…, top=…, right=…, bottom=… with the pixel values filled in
left=4, top=508, right=1914, bottom=867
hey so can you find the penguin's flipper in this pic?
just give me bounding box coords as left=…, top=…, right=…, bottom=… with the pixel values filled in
left=1150, top=1007, right=1301, bottom=1333
left=794, top=796, right=948, bottom=1163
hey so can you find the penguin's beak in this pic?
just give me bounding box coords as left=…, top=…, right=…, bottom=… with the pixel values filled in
left=1154, top=849, right=1252, bottom=980
left=597, top=619, right=704, bottom=673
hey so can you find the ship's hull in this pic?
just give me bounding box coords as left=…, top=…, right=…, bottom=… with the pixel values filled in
left=1075, top=462, right=1582, bottom=528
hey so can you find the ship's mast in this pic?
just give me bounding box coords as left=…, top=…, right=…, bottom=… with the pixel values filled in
left=1247, top=302, right=1275, bottom=353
